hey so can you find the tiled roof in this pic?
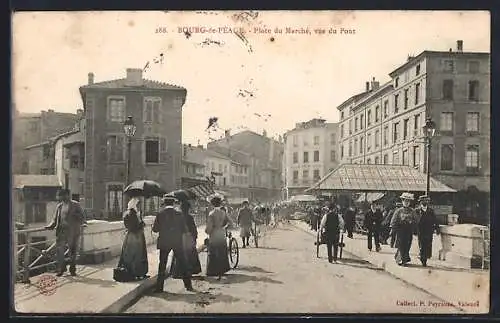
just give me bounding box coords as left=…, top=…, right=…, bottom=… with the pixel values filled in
left=307, top=164, right=456, bottom=193
left=80, top=78, right=186, bottom=90
left=13, top=175, right=62, bottom=189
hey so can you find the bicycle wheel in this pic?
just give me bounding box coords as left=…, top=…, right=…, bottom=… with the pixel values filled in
left=228, top=238, right=239, bottom=269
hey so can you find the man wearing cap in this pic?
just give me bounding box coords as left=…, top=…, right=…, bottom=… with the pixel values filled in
left=152, top=194, right=193, bottom=293
left=319, top=202, right=345, bottom=263
left=415, top=195, right=440, bottom=267
left=390, top=192, right=417, bottom=266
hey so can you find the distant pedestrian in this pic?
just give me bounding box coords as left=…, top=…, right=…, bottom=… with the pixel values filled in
left=415, top=195, right=440, bottom=267
left=390, top=193, right=417, bottom=266
left=388, top=202, right=401, bottom=247
left=319, top=202, right=345, bottom=263
left=343, top=204, right=355, bottom=238
left=238, top=200, right=254, bottom=247
left=153, top=195, right=193, bottom=293
left=364, top=202, right=383, bottom=252
left=45, top=188, right=86, bottom=277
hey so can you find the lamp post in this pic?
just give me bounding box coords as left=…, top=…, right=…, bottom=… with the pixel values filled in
left=123, top=116, right=137, bottom=187
left=422, top=118, right=436, bottom=197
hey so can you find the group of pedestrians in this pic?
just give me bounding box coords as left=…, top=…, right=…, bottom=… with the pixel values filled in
left=358, top=192, right=440, bottom=267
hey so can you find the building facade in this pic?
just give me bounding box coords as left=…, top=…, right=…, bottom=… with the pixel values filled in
left=12, top=109, right=81, bottom=174
left=79, top=68, right=187, bottom=219
left=207, top=130, right=283, bottom=202
left=181, top=144, right=209, bottom=189
left=283, top=118, right=340, bottom=196
left=337, top=41, right=490, bottom=222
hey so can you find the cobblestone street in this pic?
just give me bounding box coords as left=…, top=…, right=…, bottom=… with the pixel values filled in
left=125, top=224, right=459, bottom=314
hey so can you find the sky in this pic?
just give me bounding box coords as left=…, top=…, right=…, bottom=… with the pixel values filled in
left=12, top=11, right=490, bottom=145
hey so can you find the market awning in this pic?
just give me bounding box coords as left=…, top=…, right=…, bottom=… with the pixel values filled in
left=356, top=192, right=385, bottom=203
left=306, top=164, right=457, bottom=193
left=288, top=194, right=318, bottom=202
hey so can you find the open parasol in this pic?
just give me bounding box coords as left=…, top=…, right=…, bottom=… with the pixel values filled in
left=124, top=180, right=166, bottom=198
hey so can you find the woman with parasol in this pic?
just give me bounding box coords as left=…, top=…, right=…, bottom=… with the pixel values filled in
left=116, top=197, right=149, bottom=281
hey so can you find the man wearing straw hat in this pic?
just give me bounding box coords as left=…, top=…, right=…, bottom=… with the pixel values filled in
left=415, top=195, right=440, bottom=267
left=390, top=192, right=418, bottom=266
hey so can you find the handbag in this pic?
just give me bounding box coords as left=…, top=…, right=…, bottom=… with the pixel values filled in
left=113, top=266, right=135, bottom=282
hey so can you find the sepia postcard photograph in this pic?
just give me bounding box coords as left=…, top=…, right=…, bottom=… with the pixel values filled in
left=11, top=10, right=490, bottom=315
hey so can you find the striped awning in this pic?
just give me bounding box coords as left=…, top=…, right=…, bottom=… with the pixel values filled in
left=187, top=183, right=215, bottom=199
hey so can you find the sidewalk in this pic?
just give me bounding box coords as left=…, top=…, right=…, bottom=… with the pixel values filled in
left=292, top=220, right=489, bottom=314
left=14, top=225, right=213, bottom=314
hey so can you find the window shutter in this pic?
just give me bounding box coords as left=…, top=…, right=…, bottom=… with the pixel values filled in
left=154, top=101, right=162, bottom=124
left=160, top=137, right=168, bottom=163
left=106, top=137, right=112, bottom=162
left=143, top=100, right=148, bottom=123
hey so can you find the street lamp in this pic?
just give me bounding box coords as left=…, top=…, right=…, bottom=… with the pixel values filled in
left=422, top=118, right=436, bottom=197
left=123, top=116, right=137, bottom=186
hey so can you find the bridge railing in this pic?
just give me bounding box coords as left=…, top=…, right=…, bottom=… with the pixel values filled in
left=14, top=226, right=84, bottom=284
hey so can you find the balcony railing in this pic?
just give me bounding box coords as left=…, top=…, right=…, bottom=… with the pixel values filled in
left=14, top=226, right=84, bottom=284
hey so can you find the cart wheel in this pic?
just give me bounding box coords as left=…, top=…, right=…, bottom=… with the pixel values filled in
left=229, top=238, right=239, bottom=269
left=316, top=235, right=320, bottom=258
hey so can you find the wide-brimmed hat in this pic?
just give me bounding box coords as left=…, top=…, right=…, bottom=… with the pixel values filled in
left=419, top=195, right=431, bottom=202
left=400, top=192, right=414, bottom=200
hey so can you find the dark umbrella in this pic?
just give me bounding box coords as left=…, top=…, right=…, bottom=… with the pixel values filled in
left=124, top=180, right=166, bottom=198
left=168, top=189, right=197, bottom=202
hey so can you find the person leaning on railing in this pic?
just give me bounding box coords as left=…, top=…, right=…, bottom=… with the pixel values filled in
left=44, top=188, right=86, bottom=277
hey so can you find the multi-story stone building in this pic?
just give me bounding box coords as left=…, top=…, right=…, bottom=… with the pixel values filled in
left=13, top=109, right=81, bottom=174
left=338, top=40, right=490, bottom=222
left=207, top=130, right=283, bottom=202
left=79, top=68, right=187, bottom=219
left=283, top=118, right=339, bottom=196
left=181, top=144, right=209, bottom=189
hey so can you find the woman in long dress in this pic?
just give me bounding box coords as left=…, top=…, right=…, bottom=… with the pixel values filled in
left=205, top=195, right=231, bottom=279
left=170, top=200, right=202, bottom=278
left=118, top=197, right=149, bottom=280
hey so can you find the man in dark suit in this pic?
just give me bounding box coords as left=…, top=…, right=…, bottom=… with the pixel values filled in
left=152, top=195, right=193, bottom=293
left=45, top=188, right=86, bottom=276
left=363, top=202, right=383, bottom=252
left=319, top=202, right=345, bottom=263
left=415, top=195, right=440, bottom=267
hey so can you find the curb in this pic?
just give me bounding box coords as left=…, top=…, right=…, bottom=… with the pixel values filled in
left=102, top=227, right=241, bottom=313
left=290, top=221, right=466, bottom=313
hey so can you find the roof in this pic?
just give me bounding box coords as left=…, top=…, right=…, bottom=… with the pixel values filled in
left=205, top=149, right=232, bottom=161
left=307, top=164, right=457, bottom=193
left=336, top=90, right=372, bottom=111
left=79, top=78, right=186, bottom=91
left=352, top=81, right=393, bottom=110
left=389, top=50, right=490, bottom=77
left=13, top=175, right=62, bottom=189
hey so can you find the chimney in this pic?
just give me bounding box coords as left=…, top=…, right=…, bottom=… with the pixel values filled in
left=224, top=129, right=231, bottom=138
left=88, top=72, right=94, bottom=85
left=457, top=40, right=463, bottom=52
left=262, top=129, right=267, bottom=137
left=76, top=109, right=83, bottom=118
left=126, top=68, right=143, bottom=86
left=370, top=77, right=380, bottom=91
left=48, top=109, right=54, bottom=113
left=365, top=81, right=370, bottom=92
